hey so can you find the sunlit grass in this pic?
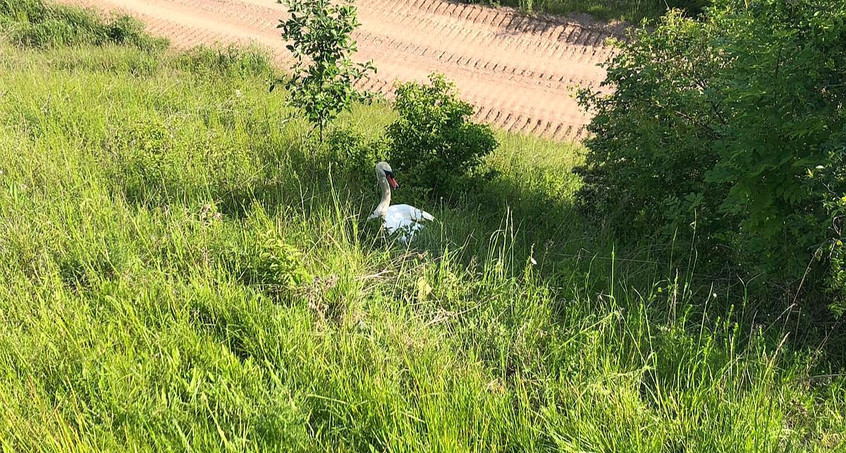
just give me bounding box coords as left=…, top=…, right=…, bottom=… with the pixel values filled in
left=0, top=3, right=844, bottom=451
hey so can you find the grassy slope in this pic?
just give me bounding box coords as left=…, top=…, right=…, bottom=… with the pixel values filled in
left=0, top=4, right=844, bottom=452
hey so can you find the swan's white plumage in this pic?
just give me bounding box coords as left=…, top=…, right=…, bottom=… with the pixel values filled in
left=369, top=162, right=434, bottom=243
left=381, top=204, right=434, bottom=241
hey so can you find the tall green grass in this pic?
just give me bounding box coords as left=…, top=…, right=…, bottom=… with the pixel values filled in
left=0, top=0, right=167, bottom=49
left=0, top=3, right=844, bottom=451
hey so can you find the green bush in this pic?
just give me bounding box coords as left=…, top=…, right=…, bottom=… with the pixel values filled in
left=577, top=0, right=846, bottom=303
left=824, top=168, right=846, bottom=316
left=325, top=126, right=388, bottom=180
left=216, top=209, right=312, bottom=294
left=386, top=74, right=498, bottom=200
left=249, top=230, right=311, bottom=290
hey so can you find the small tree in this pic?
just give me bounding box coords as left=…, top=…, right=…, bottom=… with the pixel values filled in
left=275, top=0, right=374, bottom=142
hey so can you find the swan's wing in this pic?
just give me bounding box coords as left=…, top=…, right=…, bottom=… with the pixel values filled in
left=394, top=218, right=425, bottom=244
left=396, top=217, right=426, bottom=232
left=381, top=205, right=433, bottom=243
left=390, top=204, right=434, bottom=222
left=382, top=210, right=407, bottom=234
left=383, top=210, right=426, bottom=242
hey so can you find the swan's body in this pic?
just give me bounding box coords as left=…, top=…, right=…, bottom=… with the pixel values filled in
left=368, top=162, right=434, bottom=243
left=378, top=204, right=435, bottom=236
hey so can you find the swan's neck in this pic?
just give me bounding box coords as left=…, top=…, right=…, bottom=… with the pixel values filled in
left=375, top=177, right=391, bottom=217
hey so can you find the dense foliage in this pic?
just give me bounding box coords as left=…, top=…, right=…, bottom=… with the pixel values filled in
left=577, top=0, right=846, bottom=308
left=325, top=126, right=388, bottom=180
left=386, top=74, right=498, bottom=200
left=276, top=0, right=375, bottom=142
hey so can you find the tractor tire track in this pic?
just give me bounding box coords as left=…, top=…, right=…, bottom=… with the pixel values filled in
left=57, top=0, right=624, bottom=141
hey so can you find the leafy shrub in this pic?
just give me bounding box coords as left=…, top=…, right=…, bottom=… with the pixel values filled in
left=386, top=73, right=498, bottom=200
left=577, top=1, right=846, bottom=302
left=823, top=160, right=846, bottom=316
left=575, top=10, right=728, bottom=249
left=0, top=0, right=166, bottom=50
left=216, top=210, right=312, bottom=294
left=325, top=126, right=388, bottom=180
left=250, top=230, right=312, bottom=290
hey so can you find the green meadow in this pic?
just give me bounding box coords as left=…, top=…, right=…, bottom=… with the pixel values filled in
left=0, top=2, right=843, bottom=451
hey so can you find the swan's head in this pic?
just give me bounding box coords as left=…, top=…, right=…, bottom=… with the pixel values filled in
left=375, top=161, right=399, bottom=189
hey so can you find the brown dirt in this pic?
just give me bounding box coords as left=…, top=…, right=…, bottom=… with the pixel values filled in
left=57, top=0, right=624, bottom=140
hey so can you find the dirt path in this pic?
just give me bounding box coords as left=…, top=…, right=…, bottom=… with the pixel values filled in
left=57, top=0, right=624, bottom=140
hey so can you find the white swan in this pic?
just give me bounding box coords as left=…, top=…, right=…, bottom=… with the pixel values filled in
left=367, top=162, right=434, bottom=243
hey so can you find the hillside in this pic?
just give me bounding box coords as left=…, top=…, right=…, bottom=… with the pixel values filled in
left=0, top=2, right=844, bottom=451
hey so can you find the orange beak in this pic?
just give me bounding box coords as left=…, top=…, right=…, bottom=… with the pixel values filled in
left=387, top=174, right=399, bottom=189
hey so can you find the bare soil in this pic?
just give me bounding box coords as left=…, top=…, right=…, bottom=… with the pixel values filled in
left=58, top=0, right=624, bottom=140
